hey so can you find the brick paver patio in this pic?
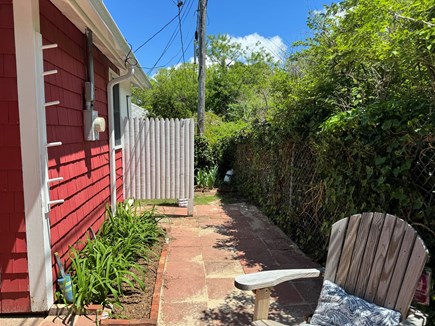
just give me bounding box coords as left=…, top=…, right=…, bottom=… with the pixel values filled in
left=2, top=200, right=322, bottom=326
left=157, top=200, right=322, bottom=326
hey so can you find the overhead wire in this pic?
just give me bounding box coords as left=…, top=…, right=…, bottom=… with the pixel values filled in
left=146, top=0, right=196, bottom=74
left=132, top=0, right=197, bottom=76
left=124, top=42, right=138, bottom=67
left=134, top=13, right=179, bottom=54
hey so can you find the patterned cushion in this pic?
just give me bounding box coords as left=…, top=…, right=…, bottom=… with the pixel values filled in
left=310, top=280, right=401, bottom=326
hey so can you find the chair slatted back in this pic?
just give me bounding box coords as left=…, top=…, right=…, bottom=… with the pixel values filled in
left=324, top=212, right=428, bottom=319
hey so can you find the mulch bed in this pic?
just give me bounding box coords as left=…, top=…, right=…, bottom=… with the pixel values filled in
left=110, top=237, right=166, bottom=321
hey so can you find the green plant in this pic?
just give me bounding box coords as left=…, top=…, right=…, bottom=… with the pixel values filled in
left=195, top=166, right=218, bottom=189
left=194, top=136, right=216, bottom=171
left=69, top=236, right=144, bottom=313
left=65, top=200, right=164, bottom=313
left=100, top=201, right=163, bottom=258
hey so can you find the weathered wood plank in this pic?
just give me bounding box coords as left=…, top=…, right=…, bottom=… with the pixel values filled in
left=145, top=118, right=151, bottom=199
left=165, top=118, right=170, bottom=198
left=344, top=212, right=373, bottom=293
left=374, top=216, right=406, bottom=307
left=160, top=118, right=166, bottom=198
left=324, top=218, right=348, bottom=282
left=335, top=214, right=361, bottom=287
left=354, top=212, right=385, bottom=298
left=253, top=288, right=271, bottom=321
left=154, top=119, right=162, bottom=199
left=170, top=118, right=175, bottom=198
left=395, top=235, right=428, bottom=318
left=174, top=119, right=180, bottom=198
left=384, top=226, right=416, bottom=310
left=364, top=213, right=395, bottom=302
left=140, top=118, right=146, bottom=199
left=124, top=117, right=131, bottom=198
left=150, top=119, right=156, bottom=199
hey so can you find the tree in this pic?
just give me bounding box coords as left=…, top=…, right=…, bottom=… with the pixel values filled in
left=133, top=34, right=280, bottom=123
left=269, top=0, right=435, bottom=138
left=132, top=63, right=198, bottom=119
left=206, top=34, right=277, bottom=121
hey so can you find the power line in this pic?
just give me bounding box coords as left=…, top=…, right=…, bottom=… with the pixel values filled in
left=124, top=42, right=138, bottom=67
left=146, top=0, right=197, bottom=74
left=147, top=25, right=180, bottom=74
left=134, top=13, right=179, bottom=54
left=137, top=0, right=197, bottom=74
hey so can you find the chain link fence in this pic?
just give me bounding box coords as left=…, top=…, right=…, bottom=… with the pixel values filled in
left=234, top=139, right=434, bottom=264
left=233, top=141, right=331, bottom=261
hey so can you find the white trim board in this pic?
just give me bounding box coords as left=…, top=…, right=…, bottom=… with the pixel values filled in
left=13, top=0, right=54, bottom=312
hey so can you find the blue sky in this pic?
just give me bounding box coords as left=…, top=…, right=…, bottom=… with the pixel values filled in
left=103, top=0, right=335, bottom=75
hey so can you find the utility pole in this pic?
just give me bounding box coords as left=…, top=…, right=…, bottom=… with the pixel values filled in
left=197, top=0, right=207, bottom=136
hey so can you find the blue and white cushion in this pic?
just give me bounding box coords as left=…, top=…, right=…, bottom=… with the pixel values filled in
left=310, top=280, right=401, bottom=326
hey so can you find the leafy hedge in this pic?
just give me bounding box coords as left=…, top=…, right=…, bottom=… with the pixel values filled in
left=317, top=101, right=434, bottom=220
left=231, top=103, right=434, bottom=319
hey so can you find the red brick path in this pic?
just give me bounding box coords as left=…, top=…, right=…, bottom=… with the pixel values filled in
left=158, top=202, right=322, bottom=326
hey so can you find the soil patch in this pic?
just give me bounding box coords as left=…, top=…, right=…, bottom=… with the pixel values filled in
left=112, top=237, right=165, bottom=320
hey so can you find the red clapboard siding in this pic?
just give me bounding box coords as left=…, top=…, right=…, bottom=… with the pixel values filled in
left=0, top=0, right=30, bottom=313
left=2, top=292, right=30, bottom=313
left=39, top=0, right=122, bottom=287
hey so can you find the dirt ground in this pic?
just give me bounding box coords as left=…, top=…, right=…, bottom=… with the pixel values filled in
left=112, top=238, right=164, bottom=319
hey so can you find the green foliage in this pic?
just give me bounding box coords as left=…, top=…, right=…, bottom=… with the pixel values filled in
left=226, top=0, right=435, bottom=319
left=203, top=111, right=247, bottom=146
left=132, top=63, right=198, bottom=119
left=194, top=136, right=215, bottom=171
left=132, top=34, right=279, bottom=124
left=69, top=236, right=144, bottom=312
left=195, top=166, right=218, bottom=189
left=316, top=101, right=432, bottom=217
left=194, top=192, right=220, bottom=205
left=206, top=34, right=277, bottom=121
left=130, top=0, right=435, bottom=316
left=100, top=202, right=163, bottom=258
left=66, top=201, right=164, bottom=313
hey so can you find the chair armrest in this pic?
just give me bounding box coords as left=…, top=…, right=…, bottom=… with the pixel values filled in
left=235, top=268, right=322, bottom=291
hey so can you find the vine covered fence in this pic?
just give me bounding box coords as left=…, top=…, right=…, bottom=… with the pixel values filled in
left=233, top=139, right=434, bottom=265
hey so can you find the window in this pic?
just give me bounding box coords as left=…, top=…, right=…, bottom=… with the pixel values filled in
left=113, top=84, right=121, bottom=146
left=126, top=95, right=131, bottom=119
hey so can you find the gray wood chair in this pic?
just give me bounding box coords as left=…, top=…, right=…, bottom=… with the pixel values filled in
left=235, top=212, right=429, bottom=325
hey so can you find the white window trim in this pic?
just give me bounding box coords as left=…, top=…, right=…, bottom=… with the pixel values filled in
left=109, top=69, right=123, bottom=150
left=13, top=0, right=53, bottom=311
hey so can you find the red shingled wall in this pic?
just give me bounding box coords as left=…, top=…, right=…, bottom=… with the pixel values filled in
left=0, top=0, right=31, bottom=313
left=39, top=0, right=123, bottom=284
left=0, top=0, right=126, bottom=312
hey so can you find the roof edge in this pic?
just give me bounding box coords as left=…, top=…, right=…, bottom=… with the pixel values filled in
left=49, top=0, right=151, bottom=89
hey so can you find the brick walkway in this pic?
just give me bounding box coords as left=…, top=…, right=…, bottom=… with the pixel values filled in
left=157, top=201, right=322, bottom=326
left=1, top=200, right=322, bottom=326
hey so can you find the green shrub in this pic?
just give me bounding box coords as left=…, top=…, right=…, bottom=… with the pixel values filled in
left=66, top=201, right=164, bottom=313
left=100, top=202, right=163, bottom=259
left=69, top=236, right=144, bottom=312
left=195, top=166, right=218, bottom=189
left=194, top=136, right=215, bottom=171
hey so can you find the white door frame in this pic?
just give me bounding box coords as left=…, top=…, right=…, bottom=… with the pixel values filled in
left=13, top=0, right=54, bottom=312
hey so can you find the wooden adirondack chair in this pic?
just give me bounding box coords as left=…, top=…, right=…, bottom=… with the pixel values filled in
left=235, top=212, right=429, bottom=325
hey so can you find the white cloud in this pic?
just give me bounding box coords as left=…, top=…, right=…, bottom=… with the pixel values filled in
left=228, top=33, right=288, bottom=63
left=159, top=33, right=287, bottom=73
